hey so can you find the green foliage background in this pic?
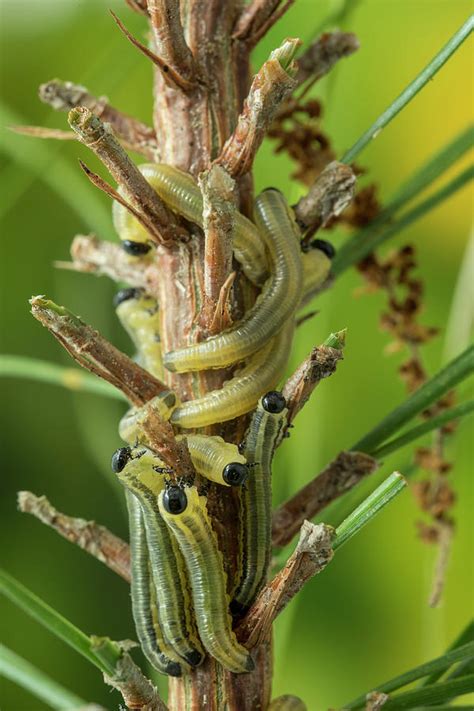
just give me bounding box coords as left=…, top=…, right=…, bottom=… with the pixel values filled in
left=0, top=1, right=472, bottom=709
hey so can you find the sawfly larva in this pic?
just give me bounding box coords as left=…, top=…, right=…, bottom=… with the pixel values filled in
left=268, top=695, right=308, bottom=711
left=231, top=391, right=288, bottom=614
left=177, top=434, right=248, bottom=486
left=163, top=188, right=303, bottom=373
left=158, top=484, right=254, bottom=674
left=170, top=322, right=293, bottom=429
left=114, top=287, right=163, bottom=379
left=126, top=489, right=182, bottom=676
left=122, top=239, right=152, bottom=256
left=113, top=163, right=269, bottom=285
left=119, top=392, right=178, bottom=444
left=111, top=446, right=204, bottom=668
left=301, top=239, right=335, bottom=305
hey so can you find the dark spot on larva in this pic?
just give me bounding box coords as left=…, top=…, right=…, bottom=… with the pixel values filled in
left=111, top=446, right=132, bottom=473
left=311, top=239, right=336, bottom=260
left=113, top=287, right=143, bottom=307
left=122, top=240, right=151, bottom=256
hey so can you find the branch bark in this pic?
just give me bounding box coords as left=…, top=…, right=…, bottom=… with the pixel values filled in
left=147, top=1, right=196, bottom=89
left=233, top=0, right=295, bottom=45
left=236, top=521, right=334, bottom=648
left=39, top=78, right=157, bottom=158
left=17, top=491, right=131, bottom=583
left=295, top=31, right=360, bottom=87
left=272, top=451, right=379, bottom=548
left=104, top=653, right=168, bottom=710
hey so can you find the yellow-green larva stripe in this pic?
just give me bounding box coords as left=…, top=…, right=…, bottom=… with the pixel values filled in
left=158, top=486, right=254, bottom=674
left=115, top=290, right=163, bottom=379
left=113, top=163, right=269, bottom=285
left=301, top=248, right=332, bottom=306
left=170, top=322, right=293, bottom=429
left=116, top=450, right=203, bottom=667
left=268, top=695, right=308, bottom=711
left=119, top=392, right=178, bottom=444
left=126, top=490, right=182, bottom=676
left=176, top=435, right=246, bottom=486
left=163, top=189, right=303, bottom=373
left=232, top=396, right=288, bottom=612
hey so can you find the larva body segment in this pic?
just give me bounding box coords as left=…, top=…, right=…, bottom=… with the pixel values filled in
left=268, top=695, right=308, bottom=710
left=170, top=322, right=294, bottom=429
left=113, top=447, right=204, bottom=668
left=300, top=240, right=335, bottom=305
left=158, top=485, right=254, bottom=674
left=163, top=189, right=303, bottom=373
left=113, top=163, right=269, bottom=285
left=126, top=490, right=182, bottom=676
left=232, top=392, right=288, bottom=613
left=114, top=287, right=163, bottom=379
left=177, top=434, right=247, bottom=486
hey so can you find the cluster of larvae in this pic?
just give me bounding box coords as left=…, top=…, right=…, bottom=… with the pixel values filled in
left=110, top=165, right=335, bottom=677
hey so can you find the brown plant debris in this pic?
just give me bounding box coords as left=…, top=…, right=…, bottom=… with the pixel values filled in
left=18, top=491, right=131, bottom=582
left=357, top=244, right=457, bottom=607
left=237, top=521, right=334, bottom=648
left=272, top=451, right=378, bottom=548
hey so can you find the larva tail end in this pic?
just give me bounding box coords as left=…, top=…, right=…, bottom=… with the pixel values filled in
left=184, top=649, right=205, bottom=667
left=163, top=659, right=182, bottom=677
left=244, top=653, right=255, bottom=672
left=162, top=353, right=178, bottom=373
left=229, top=598, right=249, bottom=617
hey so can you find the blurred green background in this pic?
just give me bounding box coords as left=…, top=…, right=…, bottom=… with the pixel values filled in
left=1, top=1, right=472, bottom=709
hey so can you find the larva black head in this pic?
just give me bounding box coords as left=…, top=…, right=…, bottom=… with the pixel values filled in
left=262, top=390, right=286, bottom=414
left=111, top=446, right=132, bottom=473
left=164, top=659, right=182, bottom=677
left=163, top=486, right=188, bottom=514
left=310, top=239, right=336, bottom=260
left=113, top=287, right=143, bottom=307
left=222, top=462, right=248, bottom=487
left=183, top=649, right=204, bottom=668
left=122, top=240, right=151, bottom=256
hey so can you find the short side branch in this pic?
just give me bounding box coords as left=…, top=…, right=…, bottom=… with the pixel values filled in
left=18, top=491, right=131, bottom=583
left=39, top=79, right=157, bottom=158
left=216, top=39, right=300, bottom=177
left=56, top=234, right=149, bottom=287
left=272, top=451, right=378, bottom=548
left=68, top=107, right=186, bottom=244
left=104, top=653, right=168, bottom=710
left=233, top=0, right=295, bottom=45
left=198, top=164, right=235, bottom=333
left=294, top=161, right=356, bottom=240
left=237, top=521, right=334, bottom=647
left=295, top=31, right=360, bottom=87
left=147, top=0, right=197, bottom=89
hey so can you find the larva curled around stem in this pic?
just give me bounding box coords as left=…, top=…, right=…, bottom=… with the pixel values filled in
left=125, top=489, right=182, bottom=676
left=231, top=391, right=288, bottom=615
left=170, top=321, right=294, bottom=429
left=119, top=392, right=179, bottom=444
left=176, top=434, right=248, bottom=486
left=113, top=163, right=269, bottom=284
left=111, top=446, right=204, bottom=669
left=114, top=287, right=163, bottom=379
left=267, top=695, right=308, bottom=710
left=301, top=239, right=335, bottom=306
left=158, top=484, right=254, bottom=674
left=163, top=188, right=303, bottom=373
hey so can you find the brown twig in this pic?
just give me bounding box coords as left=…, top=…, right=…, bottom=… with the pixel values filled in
left=109, top=11, right=193, bottom=92
left=17, top=491, right=131, bottom=583
left=237, top=521, right=334, bottom=647
left=233, top=0, right=295, bottom=46
left=9, top=125, right=75, bottom=141
left=294, top=161, right=356, bottom=241
left=124, top=0, right=149, bottom=16
left=39, top=78, right=157, bottom=158
left=428, top=518, right=454, bottom=608
left=56, top=234, right=149, bottom=287
left=281, top=336, right=346, bottom=434
left=216, top=38, right=300, bottom=177
left=198, top=164, right=236, bottom=332
left=30, top=295, right=166, bottom=406
left=68, top=107, right=185, bottom=244
left=147, top=1, right=196, bottom=89
left=271, top=451, right=378, bottom=548
left=104, top=653, right=168, bottom=710
left=295, top=31, right=360, bottom=88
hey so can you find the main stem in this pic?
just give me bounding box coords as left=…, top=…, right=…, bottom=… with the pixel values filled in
left=149, top=5, right=270, bottom=710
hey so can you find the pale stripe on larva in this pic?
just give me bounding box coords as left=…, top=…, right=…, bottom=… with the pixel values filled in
left=119, top=392, right=179, bottom=445
left=111, top=446, right=203, bottom=668
left=125, top=489, right=182, bottom=676
left=158, top=484, right=254, bottom=674
left=176, top=434, right=248, bottom=486
left=231, top=391, right=288, bottom=614
left=114, top=287, right=163, bottom=379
